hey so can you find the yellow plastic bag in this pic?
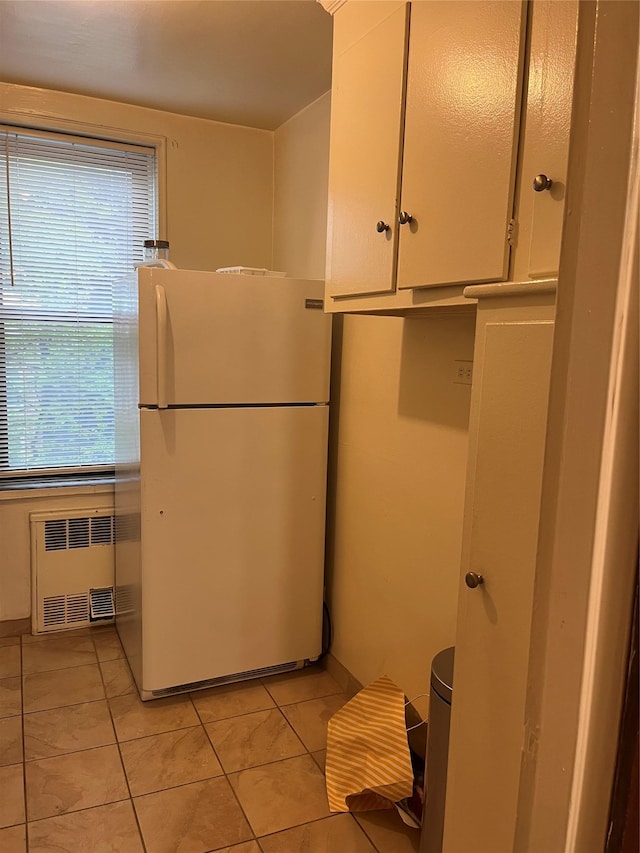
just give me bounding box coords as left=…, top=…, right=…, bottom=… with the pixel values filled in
left=325, top=675, right=414, bottom=812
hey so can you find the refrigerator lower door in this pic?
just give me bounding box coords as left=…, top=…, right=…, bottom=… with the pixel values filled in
left=135, top=405, right=328, bottom=695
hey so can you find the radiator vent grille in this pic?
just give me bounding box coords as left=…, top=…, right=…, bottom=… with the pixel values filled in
left=91, top=516, right=113, bottom=545
left=44, top=516, right=115, bottom=552
left=33, top=508, right=115, bottom=634
left=43, top=593, right=90, bottom=628
left=69, top=518, right=89, bottom=549
left=44, top=520, right=67, bottom=551
left=90, top=587, right=115, bottom=620
left=67, top=593, right=90, bottom=623
left=43, top=595, right=65, bottom=627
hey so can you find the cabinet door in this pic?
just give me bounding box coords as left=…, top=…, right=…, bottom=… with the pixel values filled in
left=326, top=3, right=408, bottom=299
left=443, top=302, right=554, bottom=852
left=397, top=1, right=526, bottom=290
left=513, top=0, right=579, bottom=280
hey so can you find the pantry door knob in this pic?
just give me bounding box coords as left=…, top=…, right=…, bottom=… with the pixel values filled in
left=532, top=174, right=553, bottom=192
left=465, top=572, right=484, bottom=589
left=398, top=210, right=413, bottom=225
left=376, top=220, right=390, bottom=233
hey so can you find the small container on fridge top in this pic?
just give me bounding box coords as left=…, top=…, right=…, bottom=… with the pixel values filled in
left=143, top=239, right=170, bottom=263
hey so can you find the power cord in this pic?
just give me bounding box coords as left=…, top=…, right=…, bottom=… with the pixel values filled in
left=318, top=601, right=332, bottom=660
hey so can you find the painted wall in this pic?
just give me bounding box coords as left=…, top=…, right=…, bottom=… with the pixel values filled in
left=328, top=315, right=474, bottom=715
left=271, top=89, right=474, bottom=716
left=0, top=82, right=275, bottom=621
left=273, top=91, right=331, bottom=280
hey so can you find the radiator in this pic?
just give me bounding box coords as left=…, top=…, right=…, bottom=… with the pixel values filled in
left=30, top=507, right=116, bottom=634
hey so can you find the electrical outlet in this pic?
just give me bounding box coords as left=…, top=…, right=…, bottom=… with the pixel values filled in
left=453, top=360, right=473, bottom=385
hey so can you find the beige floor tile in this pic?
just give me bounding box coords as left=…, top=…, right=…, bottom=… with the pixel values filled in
left=0, top=823, right=27, bottom=851
left=229, top=754, right=331, bottom=837
left=191, top=680, right=275, bottom=723
left=22, top=628, right=93, bottom=645
left=99, top=658, right=136, bottom=698
left=259, top=813, right=377, bottom=852
left=89, top=625, right=117, bottom=638
left=120, top=726, right=223, bottom=796
left=263, top=667, right=343, bottom=706
left=28, top=800, right=144, bottom=852
left=312, top=749, right=326, bottom=772
left=25, top=744, right=129, bottom=821
left=355, top=810, right=421, bottom=853
left=205, top=707, right=305, bottom=773
left=24, top=700, right=115, bottom=761
left=134, top=776, right=253, bottom=853
left=0, top=678, right=21, bottom=719
left=109, top=692, right=199, bottom=742
left=215, top=844, right=261, bottom=853
left=22, top=636, right=97, bottom=675
left=0, top=716, right=23, bottom=766
left=0, top=646, right=20, bottom=679
left=280, top=694, right=349, bottom=752
left=0, top=764, right=25, bottom=828
left=23, top=664, right=105, bottom=713
left=92, top=630, right=124, bottom=662
left=0, top=637, right=20, bottom=648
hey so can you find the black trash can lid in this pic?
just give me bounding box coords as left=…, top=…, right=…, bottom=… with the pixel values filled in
left=431, top=646, right=455, bottom=704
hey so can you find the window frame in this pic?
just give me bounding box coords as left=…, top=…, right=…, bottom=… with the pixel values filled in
left=0, top=121, right=165, bottom=481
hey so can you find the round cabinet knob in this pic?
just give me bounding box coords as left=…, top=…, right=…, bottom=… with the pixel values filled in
left=376, top=220, right=390, bottom=233
left=465, top=572, right=484, bottom=589
left=398, top=211, right=413, bottom=225
left=532, top=174, right=553, bottom=192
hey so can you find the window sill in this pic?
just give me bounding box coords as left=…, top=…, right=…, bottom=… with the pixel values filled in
left=0, top=475, right=115, bottom=502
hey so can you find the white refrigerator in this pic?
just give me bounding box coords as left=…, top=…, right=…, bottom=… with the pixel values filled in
left=114, top=267, right=331, bottom=699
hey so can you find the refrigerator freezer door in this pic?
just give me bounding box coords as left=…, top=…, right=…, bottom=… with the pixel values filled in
left=137, top=269, right=331, bottom=407
left=138, top=405, right=328, bottom=693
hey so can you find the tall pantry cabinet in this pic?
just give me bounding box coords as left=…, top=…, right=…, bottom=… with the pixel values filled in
left=443, top=280, right=557, bottom=852
left=444, top=2, right=579, bottom=849
left=322, top=0, right=579, bottom=850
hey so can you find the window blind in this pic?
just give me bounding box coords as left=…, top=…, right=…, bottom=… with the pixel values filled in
left=0, top=128, right=157, bottom=477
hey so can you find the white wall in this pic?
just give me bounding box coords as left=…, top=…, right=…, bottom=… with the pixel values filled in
left=328, top=316, right=474, bottom=715
left=272, top=91, right=474, bottom=716
left=0, top=83, right=275, bottom=621
left=273, top=92, right=331, bottom=280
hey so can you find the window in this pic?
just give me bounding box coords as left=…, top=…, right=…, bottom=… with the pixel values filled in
left=0, top=128, right=157, bottom=478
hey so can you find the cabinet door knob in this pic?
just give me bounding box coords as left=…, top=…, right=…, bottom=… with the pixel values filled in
left=465, top=572, right=484, bottom=589
left=532, top=174, right=553, bottom=192
left=398, top=211, right=413, bottom=225
left=376, top=220, right=390, bottom=233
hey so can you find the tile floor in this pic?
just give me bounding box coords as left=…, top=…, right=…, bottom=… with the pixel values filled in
left=0, top=627, right=420, bottom=852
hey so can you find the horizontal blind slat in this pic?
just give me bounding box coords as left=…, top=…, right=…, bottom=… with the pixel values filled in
left=0, top=128, right=156, bottom=475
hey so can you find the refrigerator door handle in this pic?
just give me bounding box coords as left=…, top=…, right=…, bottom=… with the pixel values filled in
left=155, top=284, right=168, bottom=409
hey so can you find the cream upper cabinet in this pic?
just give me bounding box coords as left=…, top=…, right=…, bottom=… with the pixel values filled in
left=325, top=2, right=408, bottom=299
left=397, top=2, right=525, bottom=290
left=325, top=0, right=526, bottom=306
left=512, top=0, right=580, bottom=281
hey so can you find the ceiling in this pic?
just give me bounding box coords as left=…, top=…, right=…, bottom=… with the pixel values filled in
left=0, top=0, right=333, bottom=131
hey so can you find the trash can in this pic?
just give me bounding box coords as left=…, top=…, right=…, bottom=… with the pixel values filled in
left=420, top=646, right=455, bottom=853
